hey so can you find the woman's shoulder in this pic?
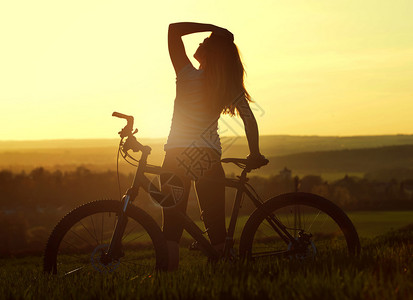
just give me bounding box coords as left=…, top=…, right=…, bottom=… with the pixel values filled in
left=176, top=63, right=203, bottom=81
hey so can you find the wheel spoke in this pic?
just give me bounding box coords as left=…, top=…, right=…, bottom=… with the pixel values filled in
left=122, top=223, right=143, bottom=242
left=67, top=228, right=96, bottom=249
left=79, top=220, right=99, bottom=246
left=101, top=213, right=104, bottom=244
left=64, top=265, right=91, bottom=276
left=89, top=215, right=99, bottom=245
left=243, top=194, right=360, bottom=260
left=43, top=200, right=167, bottom=274
left=307, top=210, right=321, bottom=232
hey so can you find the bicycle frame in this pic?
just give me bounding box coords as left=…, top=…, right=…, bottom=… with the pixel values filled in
left=106, top=142, right=298, bottom=262
left=43, top=113, right=359, bottom=275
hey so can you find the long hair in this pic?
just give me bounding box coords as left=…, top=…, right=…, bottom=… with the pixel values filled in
left=202, top=33, right=252, bottom=116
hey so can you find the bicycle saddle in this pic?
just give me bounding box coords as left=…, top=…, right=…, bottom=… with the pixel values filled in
left=221, top=158, right=248, bottom=166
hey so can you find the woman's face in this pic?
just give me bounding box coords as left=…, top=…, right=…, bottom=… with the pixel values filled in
left=194, top=38, right=209, bottom=64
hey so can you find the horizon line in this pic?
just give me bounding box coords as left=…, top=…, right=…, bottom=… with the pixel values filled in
left=1, top=133, right=413, bottom=143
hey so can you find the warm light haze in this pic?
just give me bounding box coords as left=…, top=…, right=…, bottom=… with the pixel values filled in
left=1, top=0, right=412, bottom=141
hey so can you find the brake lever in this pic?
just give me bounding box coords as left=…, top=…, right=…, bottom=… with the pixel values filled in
left=113, top=112, right=135, bottom=138
left=118, top=127, right=129, bottom=139
left=118, top=127, right=138, bottom=139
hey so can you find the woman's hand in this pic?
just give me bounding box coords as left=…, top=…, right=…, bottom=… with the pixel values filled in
left=168, top=22, right=233, bottom=74
left=246, top=153, right=269, bottom=169
left=212, top=26, right=234, bottom=42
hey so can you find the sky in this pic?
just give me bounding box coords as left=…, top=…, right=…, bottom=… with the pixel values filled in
left=1, top=0, right=412, bottom=141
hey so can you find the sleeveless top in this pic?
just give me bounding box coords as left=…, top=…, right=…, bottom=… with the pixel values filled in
left=164, top=63, right=222, bottom=154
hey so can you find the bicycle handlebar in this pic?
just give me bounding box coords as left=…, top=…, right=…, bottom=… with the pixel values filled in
left=112, top=111, right=134, bottom=125
left=112, top=112, right=135, bottom=139
left=112, top=112, right=150, bottom=154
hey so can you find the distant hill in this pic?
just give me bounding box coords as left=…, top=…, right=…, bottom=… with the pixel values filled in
left=0, top=135, right=412, bottom=180
left=217, top=144, right=413, bottom=180
left=267, top=144, right=413, bottom=174
left=256, top=134, right=413, bottom=156
left=1, top=134, right=412, bottom=154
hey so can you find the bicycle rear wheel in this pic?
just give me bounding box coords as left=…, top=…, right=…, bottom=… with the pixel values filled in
left=239, top=192, right=360, bottom=260
left=44, top=200, right=168, bottom=275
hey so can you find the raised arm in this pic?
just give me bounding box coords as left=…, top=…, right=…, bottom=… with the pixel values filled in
left=168, top=22, right=233, bottom=74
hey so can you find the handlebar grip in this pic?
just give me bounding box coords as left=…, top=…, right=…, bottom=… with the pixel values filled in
left=112, top=112, right=135, bottom=138
left=112, top=112, right=132, bottom=120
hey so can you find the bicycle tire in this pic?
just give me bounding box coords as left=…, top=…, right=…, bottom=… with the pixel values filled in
left=239, top=192, right=360, bottom=260
left=44, top=200, right=168, bottom=275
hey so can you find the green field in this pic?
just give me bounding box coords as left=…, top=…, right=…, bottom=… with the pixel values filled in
left=179, top=211, right=413, bottom=243
left=348, top=211, right=413, bottom=238
left=1, top=207, right=412, bottom=299
left=1, top=224, right=412, bottom=300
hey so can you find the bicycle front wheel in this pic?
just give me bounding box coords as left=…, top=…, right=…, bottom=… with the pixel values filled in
left=239, top=192, right=360, bottom=260
left=44, top=200, right=168, bottom=275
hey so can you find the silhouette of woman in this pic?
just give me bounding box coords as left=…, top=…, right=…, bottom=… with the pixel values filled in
left=162, top=22, right=267, bottom=270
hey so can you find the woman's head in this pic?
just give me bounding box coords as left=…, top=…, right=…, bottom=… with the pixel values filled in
left=194, top=33, right=251, bottom=116
left=193, top=38, right=209, bottom=65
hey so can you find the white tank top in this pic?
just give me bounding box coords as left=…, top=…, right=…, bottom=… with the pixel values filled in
left=164, top=63, right=222, bottom=154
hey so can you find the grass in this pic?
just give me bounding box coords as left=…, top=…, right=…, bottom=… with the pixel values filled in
left=348, top=211, right=413, bottom=238
left=179, top=210, right=413, bottom=243
left=1, top=225, right=412, bottom=300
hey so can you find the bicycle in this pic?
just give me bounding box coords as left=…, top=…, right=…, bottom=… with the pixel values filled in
left=43, top=112, right=361, bottom=275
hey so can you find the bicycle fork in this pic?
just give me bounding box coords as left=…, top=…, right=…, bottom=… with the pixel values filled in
left=104, top=148, right=150, bottom=263
left=104, top=190, right=137, bottom=263
left=107, top=197, right=129, bottom=258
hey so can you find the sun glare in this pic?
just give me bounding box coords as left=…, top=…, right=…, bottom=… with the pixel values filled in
left=1, top=0, right=412, bottom=140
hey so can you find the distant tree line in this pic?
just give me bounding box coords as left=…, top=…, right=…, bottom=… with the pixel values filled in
left=0, top=166, right=412, bottom=256
left=0, top=167, right=132, bottom=256
left=229, top=170, right=412, bottom=216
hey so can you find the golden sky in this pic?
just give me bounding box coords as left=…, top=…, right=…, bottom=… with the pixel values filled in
left=1, top=0, right=412, bottom=140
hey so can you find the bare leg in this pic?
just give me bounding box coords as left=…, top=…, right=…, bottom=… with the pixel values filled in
left=194, top=150, right=227, bottom=247
left=161, top=148, right=192, bottom=271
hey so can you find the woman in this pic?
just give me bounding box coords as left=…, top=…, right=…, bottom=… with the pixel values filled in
left=162, top=22, right=267, bottom=270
